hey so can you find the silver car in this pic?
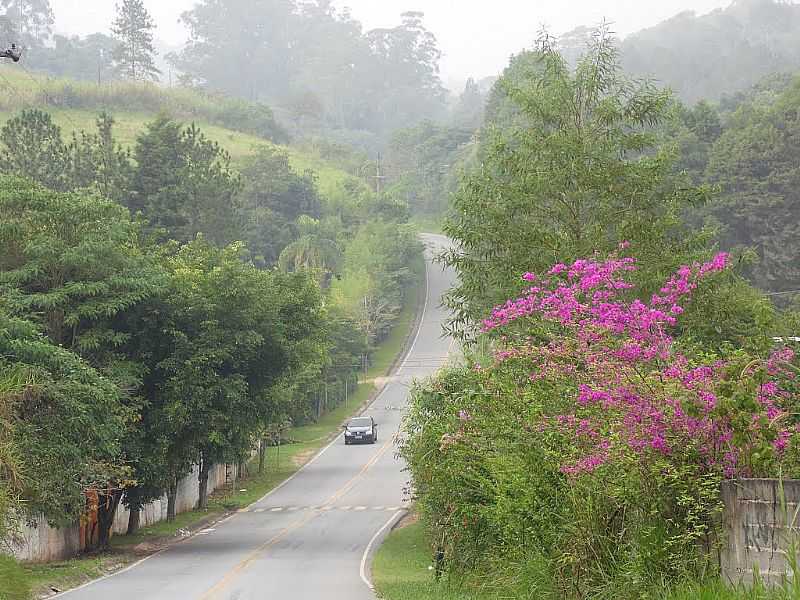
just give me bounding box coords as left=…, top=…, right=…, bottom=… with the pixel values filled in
left=344, top=416, right=377, bottom=445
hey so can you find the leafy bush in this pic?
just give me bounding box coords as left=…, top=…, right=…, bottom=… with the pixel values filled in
left=403, top=250, right=799, bottom=597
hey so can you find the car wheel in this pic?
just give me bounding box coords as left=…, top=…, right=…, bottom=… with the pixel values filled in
left=345, top=439, right=350, bottom=445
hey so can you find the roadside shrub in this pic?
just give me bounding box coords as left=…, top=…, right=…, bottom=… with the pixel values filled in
left=402, top=250, right=800, bottom=597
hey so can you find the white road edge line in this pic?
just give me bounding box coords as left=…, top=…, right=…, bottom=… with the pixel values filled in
left=360, top=509, right=407, bottom=590
left=49, top=548, right=167, bottom=598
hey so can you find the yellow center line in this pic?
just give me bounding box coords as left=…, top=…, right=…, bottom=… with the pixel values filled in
left=198, top=432, right=398, bottom=599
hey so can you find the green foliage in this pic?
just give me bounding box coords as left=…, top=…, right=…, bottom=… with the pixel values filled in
left=0, top=177, right=162, bottom=359
left=67, top=112, right=133, bottom=203
left=238, top=145, right=322, bottom=267
left=443, top=30, right=712, bottom=339
left=332, top=220, right=421, bottom=345
left=0, top=109, right=133, bottom=200
left=705, top=76, right=800, bottom=293
left=0, top=363, right=25, bottom=542
left=130, top=115, right=242, bottom=245
left=0, top=311, right=128, bottom=526
left=119, top=238, right=327, bottom=510
left=0, top=109, right=69, bottom=190
left=0, top=555, right=29, bottom=600
left=111, top=0, right=159, bottom=82
left=402, top=352, right=736, bottom=598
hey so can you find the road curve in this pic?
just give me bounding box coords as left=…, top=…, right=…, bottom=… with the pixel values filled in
left=58, top=234, right=456, bottom=600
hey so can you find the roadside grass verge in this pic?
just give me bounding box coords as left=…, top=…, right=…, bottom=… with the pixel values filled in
left=373, top=520, right=491, bottom=600
left=373, top=519, right=798, bottom=600
left=15, top=256, right=425, bottom=599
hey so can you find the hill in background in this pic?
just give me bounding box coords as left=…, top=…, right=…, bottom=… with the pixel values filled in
left=619, top=0, right=800, bottom=104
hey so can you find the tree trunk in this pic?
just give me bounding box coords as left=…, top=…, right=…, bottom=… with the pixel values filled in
left=96, top=490, right=123, bottom=551
left=127, top=506, right=140, bottom=536
left=258, top=439, right=266, bottom=474
left=167, top=478, right=178, bottom=522
left=237, top=460, right=247, bottom=481
left=198, top=455, right=211, bottom=510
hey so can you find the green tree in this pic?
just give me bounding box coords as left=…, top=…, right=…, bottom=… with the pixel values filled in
left=0, top=311, right=129, bottom=542
left=0, top=177, right=163, bottom=546
left=705, top=76, right=800, bottom=293
left=0, top=109, right=69, bottom=190
left=122, top=239, right=326, bottom=516
left=111, top=0, right=160, bottom=82
left=239, top=145, right=322, bottom=266
left=130, top=116, right=241, bottom=245
left=67, top=112, right=133, bottom=203
left=443, top=30, right=712, bottom=338
left=0, top=177, right=162, bottom=361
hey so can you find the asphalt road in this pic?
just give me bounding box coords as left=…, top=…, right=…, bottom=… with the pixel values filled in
left=59, top=233, right=456, bottom=600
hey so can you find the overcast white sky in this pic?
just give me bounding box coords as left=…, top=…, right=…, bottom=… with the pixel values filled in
left=53, top=0, right=736, bottom=88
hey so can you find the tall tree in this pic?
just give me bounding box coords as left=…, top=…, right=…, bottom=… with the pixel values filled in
left=130, top=116, right=241, bottom=245
left=111, top=0, right=160, bottom=82
left=238, top=144, right=322, bottom=266
left=0, top=176, right=162, bottom=363
left=68, top=112, right=133, bottom=202
left=0, top=109, right=69, bottom=190
left=443, top=29, right=712, bottom=339
left=0, top=0, right=53, bottom=49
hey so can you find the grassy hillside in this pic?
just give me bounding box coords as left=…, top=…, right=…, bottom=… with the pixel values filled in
left=0, top=66, right=365, bottom=201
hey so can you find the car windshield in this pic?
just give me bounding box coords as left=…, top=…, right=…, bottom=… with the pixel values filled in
left=348, top=418, right=372, bottom=428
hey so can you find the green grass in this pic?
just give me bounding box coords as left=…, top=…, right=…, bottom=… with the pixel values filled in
left=373, top=520, right=492, bottom=600
left=662, top=580, right=798, bottom=600
left=0, top=66, right=369, bottom=201
left=375, top=513, right=800, bottom=600
left=373, top=521, right=800, bottom=600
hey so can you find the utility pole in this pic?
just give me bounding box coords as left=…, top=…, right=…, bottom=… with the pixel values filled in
left=373, top=155, right=387, bottom=197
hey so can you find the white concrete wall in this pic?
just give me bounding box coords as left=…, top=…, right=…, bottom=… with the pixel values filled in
left=8, top=462, right=238, bottom=563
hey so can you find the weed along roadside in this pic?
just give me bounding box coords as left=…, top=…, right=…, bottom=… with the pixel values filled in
left=14, top=261, right=426, bottom=600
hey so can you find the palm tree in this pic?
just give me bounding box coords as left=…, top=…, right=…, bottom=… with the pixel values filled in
left=277, top=216, right=343, bottom=287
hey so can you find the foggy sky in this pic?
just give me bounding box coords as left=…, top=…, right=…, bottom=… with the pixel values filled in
left=54, top=0, right=736, bottom=88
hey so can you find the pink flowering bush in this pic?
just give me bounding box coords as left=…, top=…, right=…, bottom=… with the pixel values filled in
left=402, top=250, right=800, bottom=597
left=482, top=251, right=800, bottom=481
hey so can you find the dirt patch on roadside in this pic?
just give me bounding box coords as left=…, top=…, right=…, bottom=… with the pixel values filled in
left=292, top=448, right=318, bottom=467
left=394, top=511, right=419, bottom=530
